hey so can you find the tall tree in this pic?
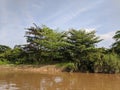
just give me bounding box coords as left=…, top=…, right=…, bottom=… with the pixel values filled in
left=64, top=29, right=102, bottom=71
left=65, top=29, right=102, bottom=59
left=23, top=24, right=69, bottom=63
left=112, top=30, right=120, bottom=55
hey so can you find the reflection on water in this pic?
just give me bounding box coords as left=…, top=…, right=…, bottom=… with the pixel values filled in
left=0, top=71, right=120, bottom=90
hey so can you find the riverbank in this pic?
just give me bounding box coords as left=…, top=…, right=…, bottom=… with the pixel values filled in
left=0, top=64, right=64, bottom=74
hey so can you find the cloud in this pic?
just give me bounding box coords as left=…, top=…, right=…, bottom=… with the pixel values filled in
left=97, top=31, right=115, bottom=47
left=99, top=31, right=115, bottom=41
left=84, top=28, right=96, bottom=32
left=0, top=25, right=26, bottom=48
left=82, top=24, right=102, bottom=32
left=50, top=8, right=88, bottom=26
left=48, top=0, right=104, bottom=27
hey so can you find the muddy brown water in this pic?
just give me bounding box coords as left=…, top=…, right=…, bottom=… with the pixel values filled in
left=0, top=70, right=120, bottom=90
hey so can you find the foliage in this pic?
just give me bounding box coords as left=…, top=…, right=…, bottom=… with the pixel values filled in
left=102, top=53, right=120, bottom=73
left=23, top=24, right=70, bottom=63
left=0, top=45, right=11, bottom=64
left=0, top=59, right=10, bottom=65
left=56, top=62, right=76, bottom=72
left=112, top=30, right=120, bottom=55
left=0, top=25, right=120, bottom=74
left=0, top=45, right=11, bottom=54
left=62, top=29, right=103, bottom=72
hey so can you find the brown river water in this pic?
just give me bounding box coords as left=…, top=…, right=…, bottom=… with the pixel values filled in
left=0, top=71, right=120, bottom=90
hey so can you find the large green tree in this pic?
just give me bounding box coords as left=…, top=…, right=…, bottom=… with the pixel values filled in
left=64, top=29, right=102, bottom=72
left=23, top=24, right=69, bottom=63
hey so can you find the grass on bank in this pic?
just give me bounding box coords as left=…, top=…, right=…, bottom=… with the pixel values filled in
left=56, top=62, right=76, bottom=72
left=0, top=59, right=10, bottom=65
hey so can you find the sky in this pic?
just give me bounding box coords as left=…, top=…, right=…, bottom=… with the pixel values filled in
left=0, top=0, right=120, bottom=48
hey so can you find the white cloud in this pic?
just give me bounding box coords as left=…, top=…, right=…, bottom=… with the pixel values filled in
left=82, top=28, right=96, bottom=32
left=99, top=31, right=115, bottom=41
left=0, top=25, right=26, bottom=48
left=97, top=31, right=115, bottom=48
left=80, top=24, right=102, bottom=32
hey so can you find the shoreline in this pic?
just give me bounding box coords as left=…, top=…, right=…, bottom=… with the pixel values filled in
left=0, top=64, right=64, bottom=74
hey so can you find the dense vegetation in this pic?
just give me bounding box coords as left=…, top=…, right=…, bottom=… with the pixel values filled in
left=0, top=24, right=120, bottom=73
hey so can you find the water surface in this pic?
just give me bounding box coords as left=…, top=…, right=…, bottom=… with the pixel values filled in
left=0, top=71, right=120, bottom=90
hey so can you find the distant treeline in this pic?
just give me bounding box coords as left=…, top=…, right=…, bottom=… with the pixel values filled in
left=0, top=24, right=120, bottom=73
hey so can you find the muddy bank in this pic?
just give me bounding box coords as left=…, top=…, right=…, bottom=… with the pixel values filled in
left=0, top=65, right=64, bottom=74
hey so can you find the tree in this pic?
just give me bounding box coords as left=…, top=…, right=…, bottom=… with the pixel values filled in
left=65, top=29, right=102, bottom=59
left=112, top=30, right=120, bottom=55
left=23, top=24, right=69, bottom=63
left=0, top=45, right=11, bottom=54
left=64, top=29, right=102, bottom=72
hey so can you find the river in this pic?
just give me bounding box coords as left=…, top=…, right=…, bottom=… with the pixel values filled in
left=0, top=71, right=120, bottom=90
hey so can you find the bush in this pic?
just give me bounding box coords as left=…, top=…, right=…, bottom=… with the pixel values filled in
left=102, top=54, right=120, bottom=73
left=56, top=62, right=76, bottom=72
left=93, top=53, right=120, bottom=73
left=0, top=59, right=10, bottom=65
left=63, top=62, right=76, bottom=72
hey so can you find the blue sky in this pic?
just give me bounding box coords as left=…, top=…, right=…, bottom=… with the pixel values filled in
left=0, top=0, right=120, bottom=48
